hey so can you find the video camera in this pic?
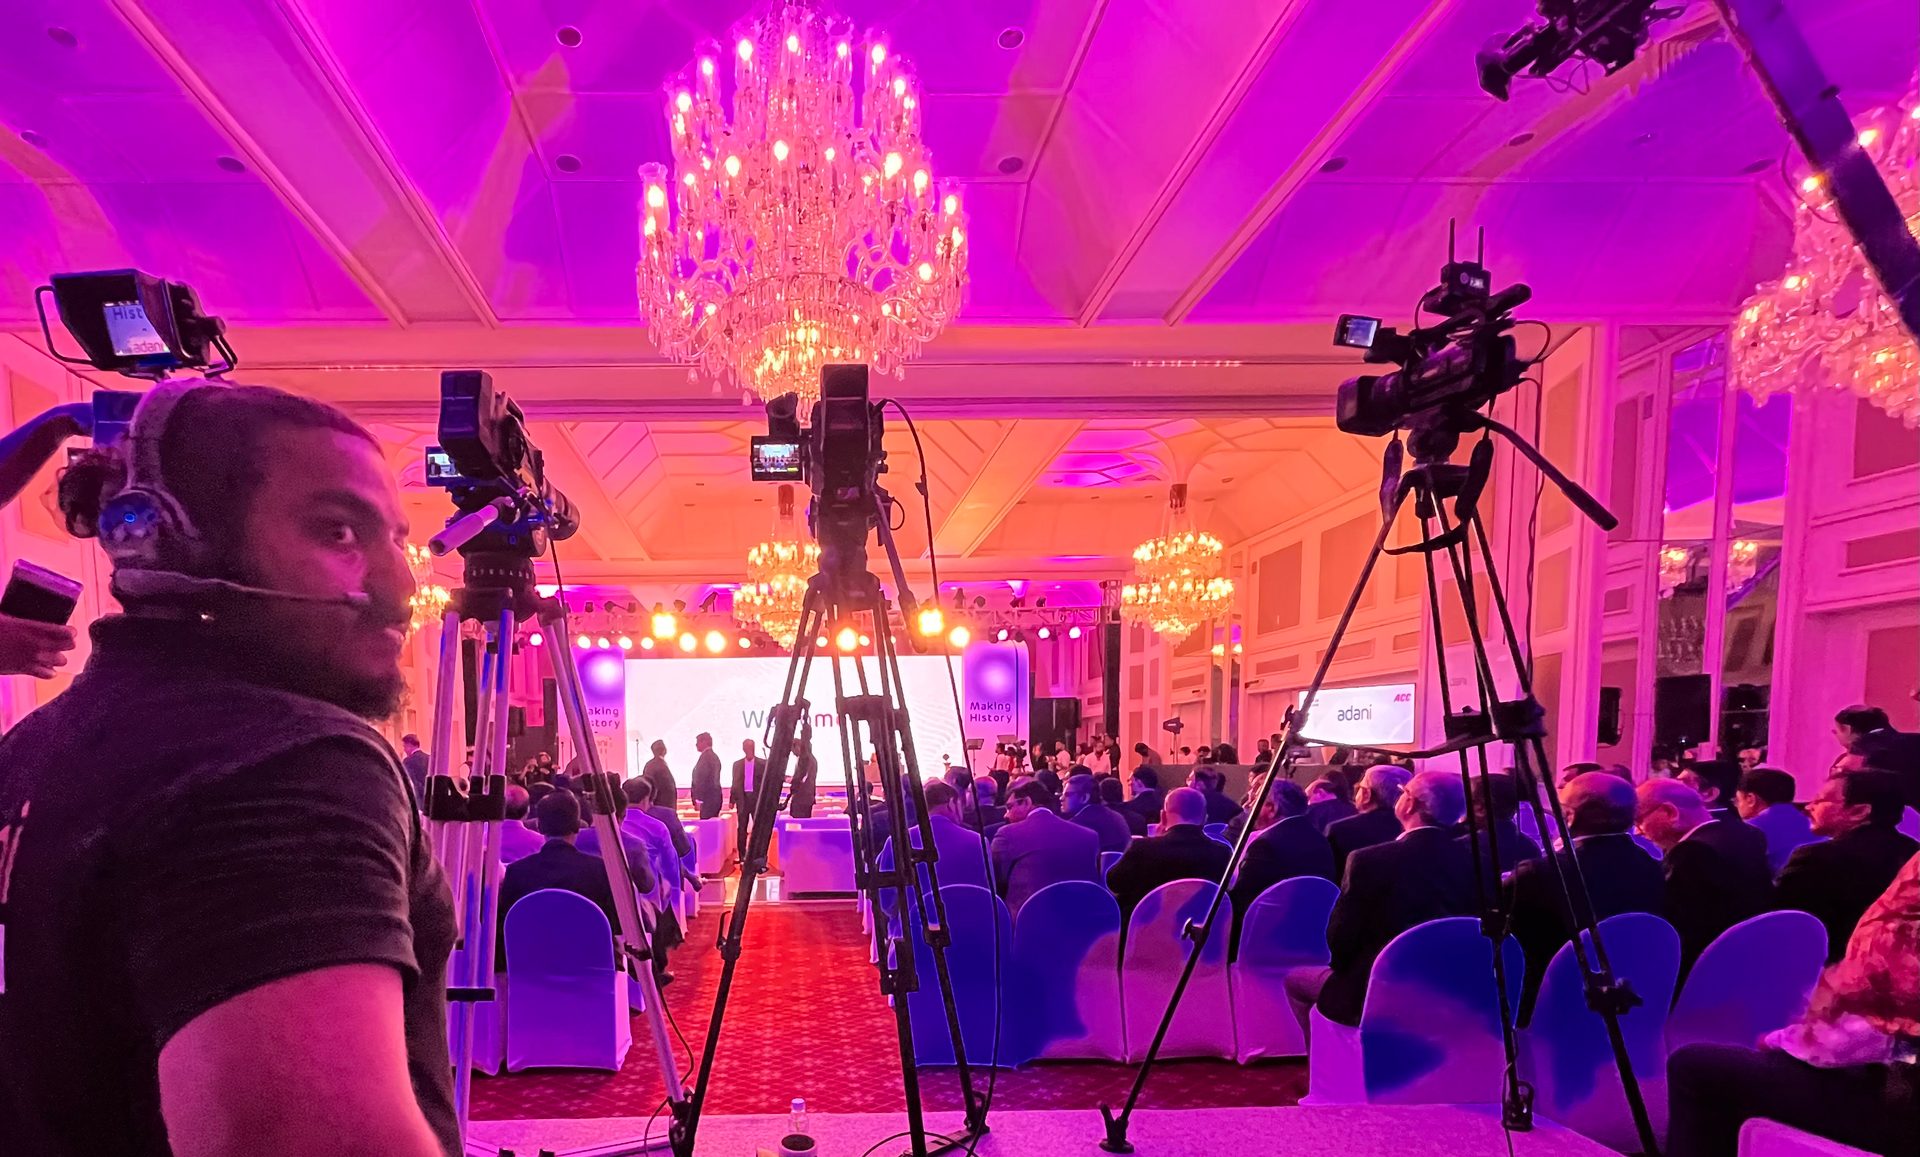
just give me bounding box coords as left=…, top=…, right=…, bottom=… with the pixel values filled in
left=1331, top=227, right=1533, bottom=442
left=425, top=370, right=578, bottom=572
left=749, top=364, right=888, bottom=586
left=36, top=269, right=236, bottom=380
left=1476, top=0, right=1683, bottom=101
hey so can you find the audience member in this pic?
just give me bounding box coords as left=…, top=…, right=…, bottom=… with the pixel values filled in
left=1737, top=746, right=1765, bottom=773
left=1285, top=771, right=1479, bottom=1030
left=1327, top=765, right=1413, bottom=880
left=1124, top=767, right=1164, bottom=827
left=640, top=739, right=677, bottom=813
left=1735, top=768, right=1821, bottom=875
left=617, top=777, right=686, bottom=980
left=399, top=733, right=431, bottom=810
left=1508, top=773, right=1665, bottom=1023
left=497, top=791, right=625, bottom=968
left=1559, top=761, right=1605, bottom=790
left=1460, top=772, right=1543, bottom=880
left=1105, top=787, right=1231, bottom=923
left=877, top=781, right=990, bottom=900
left=991, top=781, right=1102, bottom=915
left=1305, top=775, right=1357, bottom=835
left=1252, top=737, right=1274, bottom=769
left=1668, top=853, right=1920, bottom=1157
left=1188, top=765, right=1243, bottom=825
left=575, top=791, right=657, bottom=900
left=1032, top=766, right=1065, bottom=811
left=498, top=785, right=544, bottom=864
left=1064, top=773, right=1133, bottom=854
left=689, top=731, right=723, bottom=819
left=1834, top=704, right=1920, bottom=808
left=1774, top=770, right=1919, bottom=963
left=1229, top=781, right=1335, bottom=946
left=1636, top=778, right=1771, bottom=972
left=964, top=776, right=1006, bottom=829
left=1682, top=757, right=1773, bottom=863
left=1213, top=742, right=1240, bottom=765
left=1101, top=776, right=1148, bottom=837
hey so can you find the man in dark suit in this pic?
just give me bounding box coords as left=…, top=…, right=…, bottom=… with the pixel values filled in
left=1123, top=767, right=1164, bottom=829
left=786, top=736, right=819, bottom=818
left=1188, top=765, right=1244, bottom=826
left=1508, top=772, right=1665, bottom=1023
left=398, top=733, right=431, bottom=811
left=1835, top=703, right=1920, bottom=808
left=689, top=731, right=723, bottom=819
left=1305, top=775, right=1357, bottom=835
left=1461, top=771, right=1543, bottom=881
left=496, top=791, right=636, bottom=968
left=1285, top=771, right=1480, bottom=1029
left=640, top=739, right=677, bottom=813
left=1774, top=769, right=1918, bottom=962
left=1326, top=765, right=1412, bottom=880
left=1105, top=787, right=1231, bottom=923
left=1064, top=773, right=1133, bottom=854
left=991, top=781, right=1102, bottom=915
left=1100, top=775, right=1148, bottom=837
left=1636, top=778, right=1772, bottom=972
left=731, top=738, right=763, bottom=850
left=1229, top=780, right=1335, bottom=949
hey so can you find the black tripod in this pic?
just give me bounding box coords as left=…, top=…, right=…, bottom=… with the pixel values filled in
left=669, top=490, right=989, bottom=1157
left=1100, top=408, right=1660, bottom=1157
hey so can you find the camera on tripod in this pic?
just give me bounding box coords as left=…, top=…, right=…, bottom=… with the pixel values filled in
left=749, top=364, right=888, bottom=583
left=1332, top=230, right=1534, bottom=440
left=424, top=370, right=579, bottom=575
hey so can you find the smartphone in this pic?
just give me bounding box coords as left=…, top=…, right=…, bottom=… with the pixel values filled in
left=1, top=561, right=82, bottom=625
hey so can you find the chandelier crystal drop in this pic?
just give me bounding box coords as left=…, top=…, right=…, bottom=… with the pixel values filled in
left=636, top=2, right=968, bottom=413
left=1731, top=84, right=1920, bottom=428
left=1121, top=484, right=1234, bottom=639
left=735, top=484, right=820, bottom=648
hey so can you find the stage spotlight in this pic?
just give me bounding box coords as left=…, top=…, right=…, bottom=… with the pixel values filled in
left=1036, top=626, right=1051, bottom=640
left=704, top=630, right=727, bottom=654
left=1067, top=625, right=1082, bottom=640
left=916, top=606, right=945, bottom=636
left=651, top=603, right=677, bottom=640
left=737, top=636, right=752, bottom=649
left=528, top=631, right=545, bottom=647
left=835, top=626, right=859, bottom=652
left=948, top=624, right=971, bottom=648
left=616, top=635, right=633, bottom=651
left=576, top=634, right=592, bottom=649
left=596, top=636, right=611, bottom=650
left=678, top=632, right=697, bottom=653
left=995, top=627, right=1010, bottom=642
left=640, top=636, right=656, bottom=651
left=858, top=633, right=872, bottom=647
left=816, top=635, right=830, bottom=648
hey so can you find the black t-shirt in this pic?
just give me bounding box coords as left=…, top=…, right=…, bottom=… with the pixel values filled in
left=0, top=622, right=459, bottom=1156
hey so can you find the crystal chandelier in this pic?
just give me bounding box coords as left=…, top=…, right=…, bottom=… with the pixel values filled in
left=404, top=543, right=451, bottom=634
left=735, top=484, right=819, bottom=648
left=1121, top=484, right=1234, bottom=638
left=636, top=2, right=968, bottom=413
left=1732, top=85, right=1920, bottom=427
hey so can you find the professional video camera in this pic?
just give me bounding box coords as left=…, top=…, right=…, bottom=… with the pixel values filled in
left=1477, top=0, right=1683, bottom=100
left=1332, top=227, right=1534, bottom=442
left=36, top=269, right=236, bottom=379
left=748, top=364, right=889, bottom=587
left=423, top=370, right=578, bottom=592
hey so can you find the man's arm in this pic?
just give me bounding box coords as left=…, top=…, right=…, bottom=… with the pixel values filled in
left=158, top=965, right=444, bottom=1157
left=1770, top=842, right=1823, bottom=916
left=990, top=829, right=1015, bottom=895
left=1325, top=849, right=1375, bottom=971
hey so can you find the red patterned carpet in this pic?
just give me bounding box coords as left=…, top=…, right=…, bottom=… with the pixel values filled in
left=470, top=904, right=1306, bottom=1121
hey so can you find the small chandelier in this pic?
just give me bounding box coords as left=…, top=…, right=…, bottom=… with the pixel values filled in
left=1122, top=484, right=1234, bottom=638
left=637, top=2, right=968, bottom=413
left=736, top=484, right=819, bottom=648
left=404, top=543, right=451, bottom=634
left=1732, top=84, right=1919, bottom=427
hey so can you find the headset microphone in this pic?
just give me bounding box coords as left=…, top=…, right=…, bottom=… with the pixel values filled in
left=113, top=569, right=373, bottom=609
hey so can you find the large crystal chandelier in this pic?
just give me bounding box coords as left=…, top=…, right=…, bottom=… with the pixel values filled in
left=404, top=543, right=450, bottom=635
left=1732, top=85, right=1920, bottom=427
left=636, top=3, right=968, bottom=413
left=735, top=484, right=819, bottom=648
left=1121, top=484, right=1234, bottom=638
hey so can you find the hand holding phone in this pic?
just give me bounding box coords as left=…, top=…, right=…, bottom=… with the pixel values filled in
left=1, top=561, right=82, bottom=679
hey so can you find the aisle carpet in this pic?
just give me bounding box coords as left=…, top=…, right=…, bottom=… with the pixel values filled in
left=470, top=904, right=1306, bottom=1121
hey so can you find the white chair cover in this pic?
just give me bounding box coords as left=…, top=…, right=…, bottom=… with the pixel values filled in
left=1232, top=876, right=1339, bottom=1061
left=1306, top=916, right=1524, bottom=1104
left=503, top=889, right=632, bottom=1072
left=1668, top=910, right=1826, bottom=1054
left=1100, top=849, right=1125, bottom=877
left=688, top=817, right=731, bottom=877
left=778, top=816, right=857, bottom=894
left=1121, top=880, right=1235, bottom=1061
left=1521, top=912, right=1680, bottom=1149
left=1007, top=881, right=1126, bottom=1062
left=1739, top=1118, right=1880, bottom=1157
left=903, top=884, right=1013, bottom=1068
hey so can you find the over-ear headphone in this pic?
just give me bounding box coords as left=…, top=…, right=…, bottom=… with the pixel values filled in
left=91, top=380, right=215, bottom=577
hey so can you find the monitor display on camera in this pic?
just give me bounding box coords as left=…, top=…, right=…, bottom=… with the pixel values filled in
left=103, top=301, right=168, bottom=358
left=749, top=436, right=803, bottom=483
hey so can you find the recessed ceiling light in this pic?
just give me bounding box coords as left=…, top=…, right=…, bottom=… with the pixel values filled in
left=556, top=153, right=582, bottom=173
left=1507, top=131, right=1535, bottom=147
left=997, top=155, right=1024, bottom=175
left=215, top=155, right=247, bottom=173
left=1631, top=131, right=1656, bottom=147
left=1740, top=157, right=1771, bottom=174
left=20, top=129, right=47, bottom=149
left=556, top=26, right=583, bottom=48
left=47, top=27, right=78, bottom=49
left=1318, top=156, right=1348, bottom=173
left=997, top=28, right=1025, bottom=50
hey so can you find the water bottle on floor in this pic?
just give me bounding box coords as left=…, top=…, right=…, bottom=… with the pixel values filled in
left=780, top=1096, right=815, bottom=1155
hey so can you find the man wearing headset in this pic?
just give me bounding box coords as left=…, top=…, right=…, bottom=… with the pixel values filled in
left=0, top=383, right=456, bottom=1155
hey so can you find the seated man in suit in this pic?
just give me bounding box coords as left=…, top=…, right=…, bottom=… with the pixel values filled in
left=1508, top=772, right=1665, bottom=1023
left=1326, top=765, right=1413, bottom=880
left=963, top=776, right=1005, bottom=830
left=1123, top=767, right=1164, bottom=828
left=617, top=777, right=691, bottom=981
left=1229, top=780, right=1335, bottom=949
left=497, top=791, right=635, bottom=968
left=1735, top=767, right=1821, bottom=876
left=1284, top=771, right=1480, bottom=1031
left=1188, top=765, right=1244, bottom=826
left=1064, top=772, right=1133, bottom=854
left=876, top=781, right=990, bottom=903
left=1305, top=775, right=1357, bottom=835
left=991, top=781, right=1101, bottom=915
left=498, top=784, right=546, bottom=864
left=1460, top=771, right=1544, bottom=881
left=1636, top=778, right=1771, bottom=972
left=1101, top=775, right=1148, bottom=837
left=1680, top=758, right=1772, bottom=863
left=1774, top=769, right=1918, bottom=962
left=1105, top=787, right=1231, bottom=924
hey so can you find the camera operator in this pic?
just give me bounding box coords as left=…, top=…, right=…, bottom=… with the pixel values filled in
left=0, top=383, right=456, bottom=1156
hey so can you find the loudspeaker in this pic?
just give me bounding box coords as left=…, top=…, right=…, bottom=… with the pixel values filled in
left=1652, top=673, right=1711, bottom=752
left=507, top=706, right=526, bottom=738
left=1597, top=686, right=1622, bottom=747
left=1030, top=697, right=1081, bottom=752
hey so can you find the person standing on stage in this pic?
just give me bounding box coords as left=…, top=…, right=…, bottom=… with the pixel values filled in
left=731, top=738, right=762, bottom=850
left=689, top=732, right=723, bottom=819
left=640, top=738, right=677, bottom=813
left=788, top=736, right=819, bottom=819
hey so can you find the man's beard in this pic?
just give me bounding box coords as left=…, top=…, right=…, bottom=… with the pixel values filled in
left=215, top=600, right=411, bottom=720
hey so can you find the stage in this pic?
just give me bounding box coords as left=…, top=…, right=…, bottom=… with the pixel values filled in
left=471, top=1105, right=1619, bottom=1156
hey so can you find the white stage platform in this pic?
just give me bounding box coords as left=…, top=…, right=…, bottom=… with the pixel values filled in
left=471, top=1104, right=1619, bottom=1156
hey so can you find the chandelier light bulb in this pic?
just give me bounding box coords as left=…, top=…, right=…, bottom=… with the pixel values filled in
left=674, top=91, right=692, bottom=113
left=723, top=154, right=741, bottom=178
left=773, top=139, right=790, bottom=162
left=738, top=37, right=753, bottom=60
left=1859, top=128, right=1879, bottom=147
left=699, top=57, right=714, bottom=77
left=836, top=42, right=849, bottom=58
left=871, top=42, right=886, bottom=65
left=786, top=32, right=800, bottom=52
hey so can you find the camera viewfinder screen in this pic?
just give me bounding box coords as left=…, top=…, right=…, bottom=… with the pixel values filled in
left=104, top=301, right=168, bottom=358
left=1334, top=315, right=1380, bottom=349
left=423, top=448, right=461, bottom=486
left=749, top=437, right=804, bottom=483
